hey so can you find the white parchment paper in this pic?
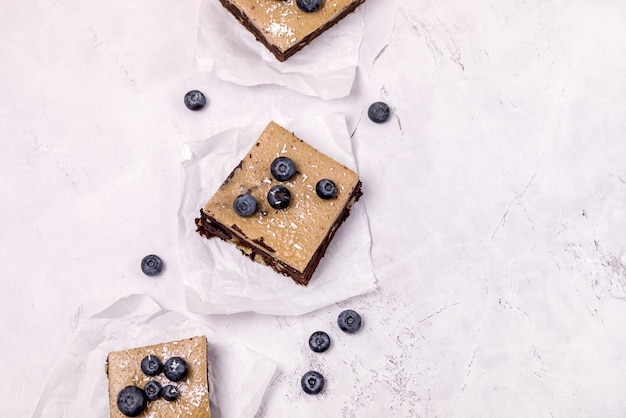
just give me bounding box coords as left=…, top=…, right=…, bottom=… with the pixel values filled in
left=32, top=294, right=277, bottom=418
left=194, top=0, right=364, bottom=100
left=179, top=114, right=377, bottom=315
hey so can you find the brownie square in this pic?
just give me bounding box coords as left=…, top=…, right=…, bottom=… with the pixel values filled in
left=219, top=0, right=366, bottom=61
left=106, top=336, right=210, bottom=418
left=195, top=121, right=362, bottom=285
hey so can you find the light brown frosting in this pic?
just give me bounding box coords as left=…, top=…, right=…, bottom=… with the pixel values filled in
left=106, top=336, right=210, bottom=418
left=227, top=0, right=362, bottom=52
left=202, top=121, right=360, bottom=273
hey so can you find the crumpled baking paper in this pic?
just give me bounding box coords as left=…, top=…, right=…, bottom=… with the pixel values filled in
left=193, top=0, right=365, bottom=100
left=32, top=294, right=277, bottom=418
left=179, top=113, right=377, bottom=316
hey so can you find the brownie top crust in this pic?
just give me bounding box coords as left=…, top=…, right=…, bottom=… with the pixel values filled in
left=201, top=121, right=360, bottom=273
left=106, top=336, right=210, bottom=418
left=225, top=0, right=363, bottom=53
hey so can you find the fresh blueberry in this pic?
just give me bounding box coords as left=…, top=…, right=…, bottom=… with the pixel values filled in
left=162, top=384, right=180, bottom=401
left=270, top=156, right=296, bottom=181
left=164, top=356, right=188, bottom=382
left=301, top=371, right=325, bottom=395
left=296, top=0, right=322, bottom=13
left=143, top=381, right=162, bottom=401
left=337, top=309, right=362, bottom=334
left=367, top=101, right=391, bottom=123
left=267, top=185, right=291, bottom=210
left=140, top=354, right=163, bottom=376
left=141, top=254, right=163, bottom=276
left=117, top=385, right=148, bottom=417
left=184, top=90, right=207, bottom=111
left=233, top=193, right=257, bottom=217
left=308, top=331, right=331, bottom=353
left=315, top=179, right=337, bottom=200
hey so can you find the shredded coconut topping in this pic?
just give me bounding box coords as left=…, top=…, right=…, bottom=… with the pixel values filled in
left=266, top=22, right=294, bottom=38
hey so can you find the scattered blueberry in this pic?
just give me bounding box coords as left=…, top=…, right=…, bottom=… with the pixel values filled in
left=315, top=179, right=337, bottom=200
left=270, top=156, right=296, bottom=181
left=296, top=0, right=322, bottom=13
left=267, top=185, right=291, bottom=210
left=301, top=371, right=325, bottom=395
left=164, top=356, right=188, bottom=382
left=367, top=101, right=391, bottom=123
left=184, top=90, right=207, bottom=111
left=117, top=385, right=148, bottom=417
left=140, top=354, right=163, bottom=376
left=143, top=381, right=162, bottom=401
left=141, top=255, right=163, bottom=276
left=233, top=193, right=257, bottom=217
left=162, top=384, right=180, bottom=401
left=337, top=309, right=362, bottom=334
left=308, top=331, right=331, bottom=353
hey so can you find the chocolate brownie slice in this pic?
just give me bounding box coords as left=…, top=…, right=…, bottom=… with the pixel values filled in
left=106, top=336, right=210, bottom=417
left=219, top=0, right=366, bottom=61
left=195, top=121, right=362, bottom=286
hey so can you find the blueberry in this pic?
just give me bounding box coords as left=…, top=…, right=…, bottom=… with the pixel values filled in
left=296, top=0, right=322, bottom=13
left=267, top=185, right=291, bottom=210
left=367, top=101, right=391, bottom=123
left=270, top=156, right=296, bottom=181
left=140, top=354, right=163, bottom=376
left=337, top=309, right=362, bottom=334
left=308, top=331, right=331, bottom=353
left=301, top=371, right=325, bottom=395
left=143, top=381, right=162, bottom=401
left=184, top=90, right=207, bottom=111
left=141, top=255, right=163, bottom=276
left=117, top=385, right=147, bottom=417
left=315, top=179, right=337, bottom=200
left=162, top=384, right=180, bottom=401
left=164, top=356, right=188, bottom=382
left=233, top=193, right=257, bottom=217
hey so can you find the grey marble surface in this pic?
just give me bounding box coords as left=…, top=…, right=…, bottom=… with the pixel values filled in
left=2, top=0, right=626, bottom=416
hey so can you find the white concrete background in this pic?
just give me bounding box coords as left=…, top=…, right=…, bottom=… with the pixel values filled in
left=2, top=0, right=626, bottom=416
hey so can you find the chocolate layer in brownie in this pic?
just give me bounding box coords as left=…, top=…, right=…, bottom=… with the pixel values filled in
left=219, top=0, right=366, bottom=61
